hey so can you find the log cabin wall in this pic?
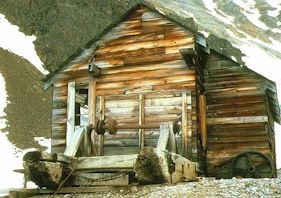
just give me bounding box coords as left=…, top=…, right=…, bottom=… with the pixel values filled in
left=204, top=51, right=276, bottom=176
left=50, top=6, right=198, bottom=158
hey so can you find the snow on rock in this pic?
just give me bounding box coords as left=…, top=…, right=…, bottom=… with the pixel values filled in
left=233, top=0, right=270, bottom=30
left=0, top=14, right=49, bottom=75
left=202, top=0, right=234, bottom=24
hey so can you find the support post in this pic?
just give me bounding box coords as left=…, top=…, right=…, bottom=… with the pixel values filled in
left=181, top=91, right=188, bottom=157
left=88, top=77, right=97, bottom=155
left=186, top=91, right=192, bottom=159
left=66, top=82, right=75, bottom=147
left=199, top=95, right=207, bottom=150
left=138, top=94, right=145, bottom=149
left=98, top=96, right=105, bottom=156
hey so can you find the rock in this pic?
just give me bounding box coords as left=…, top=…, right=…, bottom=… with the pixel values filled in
left=1, top=1, right=280, bottom=74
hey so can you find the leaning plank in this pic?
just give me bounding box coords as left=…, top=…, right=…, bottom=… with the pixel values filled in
left=73, top=154, right=138, bottom=171
left=207, top=116, right=268, bottom=125
left=64, top=126, right=86, bottom=157
left=66, top=81, right=75, bottom=147
left=156, top=124, right=170, bottom=150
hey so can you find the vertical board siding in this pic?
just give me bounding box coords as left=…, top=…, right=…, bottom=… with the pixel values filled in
left=204, top=52, right=273, bottom=175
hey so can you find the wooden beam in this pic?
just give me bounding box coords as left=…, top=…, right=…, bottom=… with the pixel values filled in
left=10, top=186, right=130, bottom=195
left=168, top=124, right=177, bottom=153
left=181, top=91, right=187, bottom=157
left=66, top=81, right=75, bottom=147
left=138, top=94, right=145, bottom=149
left=64, top=126, right=86, bottom=157
left=157, top=124, right=170, bottom=150
left=73, top=154, right=138, bottom=171
left=199, top=95, right=207, bottom=150
left=186, top=91, right=192, bottom=159
left=98, top=96, right=105, bottom=156
left=88, top=77, right=97, bottom=155
left=74, top=173, right=129, bottom=186
left=207, top=116, right=268, bottom=125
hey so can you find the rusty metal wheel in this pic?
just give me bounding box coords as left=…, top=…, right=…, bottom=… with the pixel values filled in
left=230, top=151, right=274, bottom=178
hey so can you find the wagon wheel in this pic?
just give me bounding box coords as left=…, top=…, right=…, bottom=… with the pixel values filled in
left=230, top=151, right=273, bottom=178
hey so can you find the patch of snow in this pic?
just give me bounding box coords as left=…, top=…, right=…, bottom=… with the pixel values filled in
left=201, top=0, right=233, bottom=24
left=266, top=0, right=281, bottom=17
left=34, top=137, right=51, bottom=153
left=271, top=28, right=281, bottom=34
left=238, top=39, right=281, bottom=97
left=199, top=31, right=209, bottom=38
left=231, top=56, right=238, bottom=63
left=0, top=14, right=49, bottom=75
left=233, top=0, right=270, bottom=30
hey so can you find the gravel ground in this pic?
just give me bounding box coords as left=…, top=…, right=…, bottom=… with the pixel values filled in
left=32, top=169, right=281, bottom=198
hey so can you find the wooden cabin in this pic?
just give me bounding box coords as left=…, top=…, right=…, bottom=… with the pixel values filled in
left=45, top=5, right=280, bottom=179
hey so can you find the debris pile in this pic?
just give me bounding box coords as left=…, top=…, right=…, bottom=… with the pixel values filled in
left=31, top=169, right=281, bottom=198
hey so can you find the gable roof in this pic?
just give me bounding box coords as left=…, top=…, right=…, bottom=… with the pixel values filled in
left=44, top=3, right=280, bottom=124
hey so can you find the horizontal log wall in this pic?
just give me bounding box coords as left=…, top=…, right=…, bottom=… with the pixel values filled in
left=51, top=6, right=197, bottom=156
left=204, top=52, right=273, bottom=175
left=51, top=83, right=68, bottom=153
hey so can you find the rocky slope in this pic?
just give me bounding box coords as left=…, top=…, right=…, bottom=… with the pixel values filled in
left=0, top=48, right=52, bottom=149
left=0, top=0, right=280, bottom=75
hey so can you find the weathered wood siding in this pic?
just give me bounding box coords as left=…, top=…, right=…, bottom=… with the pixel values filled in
left=204, top=52, right=275, bottom=175
left=51, top=6, right=197, bottom=156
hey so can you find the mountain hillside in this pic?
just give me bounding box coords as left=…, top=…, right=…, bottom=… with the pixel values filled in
left=0, top=0, right=280, bottom=75
left=0, top=48, right=51, bottom=149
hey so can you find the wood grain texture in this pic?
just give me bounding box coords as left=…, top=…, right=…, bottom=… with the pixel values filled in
left=50, top=7, right=196, bottom=156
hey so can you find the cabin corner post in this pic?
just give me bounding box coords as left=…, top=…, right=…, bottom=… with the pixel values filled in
left=265, top=93, right=277, bottom=177
left=88, top=77, right=97, bottom=156
left=199, top=95, right=207, bottom=150
left=66, top=81, right=76, bottom=147
left=182, top=90, right=192, bottom=158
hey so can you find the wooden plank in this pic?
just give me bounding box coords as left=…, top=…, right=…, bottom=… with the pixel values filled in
left=199, top=95, right=207, bottom=150
left=186, top=92, right=192, bottom=159
left=157, top=124, right=170, bottom=150
left=74, top=173, right=129, bottom=186
left=88, top=78, right=97, bottom=155
left=66, top=81, right=75, bottom=147
left=97, top=68, right=195, bottom=83
left=64, top=126, right=86, bottom=157
left=100, top=60, right=187, bottom=75
left=168, top=124, right=177, bottom=153
left=104, top=146, right=139, bottom=155
left=99, top=33, right=165, bottom=48
left=181, top=91, right=187, bottom=157
left=94, top=37, right=194, bottom=55
left=139, top=94, right=145, bottom=149
left=98, top=96, right=105, bottom=156
left=207, top=116, right=268, bottom=125
left=73, top=154, right=138, bottom=171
